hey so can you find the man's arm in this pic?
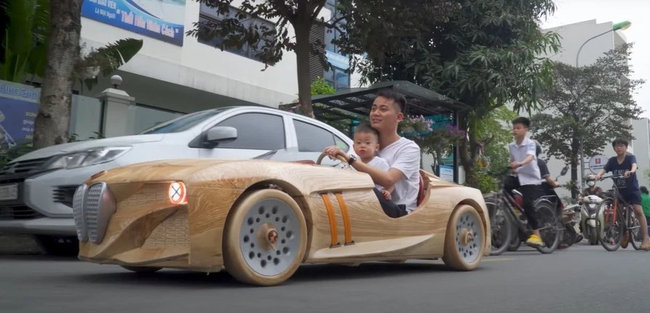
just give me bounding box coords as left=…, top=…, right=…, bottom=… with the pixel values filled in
left=511, top=141, right=536, bottom=169
left=595, top=158, right=614, bottom=180
left=325, top=144, right=420, bottom=188
left=629, top=155, right=638, bottom=174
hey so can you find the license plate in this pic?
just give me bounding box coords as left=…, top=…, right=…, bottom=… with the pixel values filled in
left=0, top=184, right=18, bottom=201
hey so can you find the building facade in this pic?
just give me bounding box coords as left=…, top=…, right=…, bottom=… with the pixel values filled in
left=632, top=118, right=650, bottom=189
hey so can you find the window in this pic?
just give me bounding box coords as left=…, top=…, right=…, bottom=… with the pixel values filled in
left=324, top=66, right=350, bottom=90
left=197, top=5, right=276, bottom=63
left=215, top=113, right=285, bottom=150
left=324, top=0, right=346, bottom=54
left=294, top=119, right=349, bottom=152
left=130, top=105, right=185, bottom=134
left=141, top=107, right=234, bottom=134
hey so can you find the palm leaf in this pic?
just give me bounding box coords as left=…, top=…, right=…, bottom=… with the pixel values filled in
left=0, top=0, right=49, bottom=82
left=78, top=38, right=144, bottom=90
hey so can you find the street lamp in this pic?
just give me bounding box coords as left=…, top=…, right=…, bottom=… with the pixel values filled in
left=575, top=20, right=632, bottom=188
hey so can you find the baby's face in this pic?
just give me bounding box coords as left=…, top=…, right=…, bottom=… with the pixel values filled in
left=353, top=132, right=379, bottom=158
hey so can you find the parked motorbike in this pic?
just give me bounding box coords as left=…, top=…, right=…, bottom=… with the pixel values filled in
left=559, top=200, right=582, bottom=248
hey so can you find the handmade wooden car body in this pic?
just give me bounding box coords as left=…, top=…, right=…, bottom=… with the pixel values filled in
left=73, top=152, right=491, bottom=286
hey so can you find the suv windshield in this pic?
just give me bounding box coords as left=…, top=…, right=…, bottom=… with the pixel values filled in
left=140, top=107, right=236, bottom=134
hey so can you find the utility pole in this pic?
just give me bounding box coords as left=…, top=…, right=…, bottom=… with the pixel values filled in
left=574, top=20, right=631, bottom=188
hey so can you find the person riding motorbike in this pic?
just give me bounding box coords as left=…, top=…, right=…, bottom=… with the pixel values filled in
left=580, top=175, right=604, bottom=200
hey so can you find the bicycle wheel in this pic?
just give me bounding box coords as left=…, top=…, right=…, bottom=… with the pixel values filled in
left=487, top=199, right=513, bottom=256
left=535, top=201, right=562, bottom=254
left=628, top=207, right=644, bottom=250
left=597, top=198, right=624, bottom=251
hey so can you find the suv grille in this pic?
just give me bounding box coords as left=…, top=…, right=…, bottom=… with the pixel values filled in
left=1, top=157, right=49, bottom=175
left=0, top=206, right=44, bottom=220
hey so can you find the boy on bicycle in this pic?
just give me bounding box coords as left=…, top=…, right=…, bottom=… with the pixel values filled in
left=506, top=117, right=544, bottom=247
left=594, top=138, right=650, bottom=250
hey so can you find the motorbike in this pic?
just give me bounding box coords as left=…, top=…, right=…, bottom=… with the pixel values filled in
left=559, top=198, right=583, bottom=248
left=577, top=185, right=605, bottom=245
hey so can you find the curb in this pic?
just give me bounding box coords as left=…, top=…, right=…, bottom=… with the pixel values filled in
left=0, top=234, right=44, bottom=255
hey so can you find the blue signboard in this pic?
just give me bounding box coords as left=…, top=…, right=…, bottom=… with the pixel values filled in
left=0, top=82, right=40, bottom=151
left=326, top=50, right=350, bottom=70
left=81, top=0, right=186, bottom=46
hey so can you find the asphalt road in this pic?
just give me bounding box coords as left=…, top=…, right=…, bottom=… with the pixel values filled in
left=1, top=243, right=648, bottom=313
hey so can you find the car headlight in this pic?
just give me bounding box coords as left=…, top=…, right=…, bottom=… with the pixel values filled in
left=42, top=146, right=131, bottom=170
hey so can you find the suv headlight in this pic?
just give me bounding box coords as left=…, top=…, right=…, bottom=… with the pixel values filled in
left=42, top=146, right=131, bottom=170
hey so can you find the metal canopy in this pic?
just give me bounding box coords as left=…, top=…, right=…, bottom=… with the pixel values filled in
left=282, top=80, right=470, bottom=122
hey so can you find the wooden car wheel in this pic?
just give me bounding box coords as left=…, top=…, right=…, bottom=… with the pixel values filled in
left=223, top=189, right=308, bottom=286
left=442, top=205, right=486, bottom=271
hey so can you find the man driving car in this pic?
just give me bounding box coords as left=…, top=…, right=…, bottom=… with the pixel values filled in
left=323, top=90, right=421, bottom=218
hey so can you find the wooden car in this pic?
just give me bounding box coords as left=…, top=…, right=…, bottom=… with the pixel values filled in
left=73, top=152, right=491, bottom=286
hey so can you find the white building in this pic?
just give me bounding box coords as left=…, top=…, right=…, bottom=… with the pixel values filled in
left=519, top=19, right=635, bottom=198
left=632, top=118, right=650, bottom=188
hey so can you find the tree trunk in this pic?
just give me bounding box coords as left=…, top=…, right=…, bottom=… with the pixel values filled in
left=292, top=20, right=315, bottom=118
left=32, top=0, right=83, bottom=149
left=457, top=112, right=479, bottom=184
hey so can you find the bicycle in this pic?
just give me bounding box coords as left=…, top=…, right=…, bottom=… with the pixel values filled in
left=486, top=168, right=562, bottom=255
left=596, top=175, right=646, bottom=251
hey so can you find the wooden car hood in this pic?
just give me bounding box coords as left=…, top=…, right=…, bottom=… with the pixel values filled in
left=84, top=159, right=237, bottom=184
left=84, top=158, right=376, bottom=190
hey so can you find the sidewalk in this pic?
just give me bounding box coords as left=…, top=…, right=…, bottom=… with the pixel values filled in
left=0, top=234, right=43, bottom=255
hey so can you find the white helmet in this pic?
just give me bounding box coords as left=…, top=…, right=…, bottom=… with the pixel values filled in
left=586, top=174, right=596, bottom=187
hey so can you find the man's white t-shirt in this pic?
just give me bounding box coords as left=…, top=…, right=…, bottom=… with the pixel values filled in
left=378, top=137, right=421, bottom=213
left=366, top=156, right=390, bottom=190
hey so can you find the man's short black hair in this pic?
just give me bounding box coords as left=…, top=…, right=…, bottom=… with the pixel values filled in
left=511, top=116, right=531, bottom=128
left=376, top=89, right=406, bottom=112
left=354, top=123, right=379, bottom=140
left=612, top=138, right=628, bottom=147
left=641, top=186, right=649, bottom=194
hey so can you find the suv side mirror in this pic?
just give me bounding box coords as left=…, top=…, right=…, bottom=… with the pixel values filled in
left=205, top=126, right=237, bottom=144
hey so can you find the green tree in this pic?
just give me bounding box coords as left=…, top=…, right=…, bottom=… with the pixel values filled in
left=0, top=0, right=144, bottom=148
left=0, top=0, right=143, bottom=90
left=348, top=0, right=561, bottom=185
left=465, top=106, right=516, bottom=193
left=0, top=0, right=49, bottom=82
left=530, top=43, right=644, bottom=190
left=187, top=0, right=459, bottom=118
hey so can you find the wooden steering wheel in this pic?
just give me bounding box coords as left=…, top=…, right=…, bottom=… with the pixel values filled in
left=316, top=152, right=349, bottom=166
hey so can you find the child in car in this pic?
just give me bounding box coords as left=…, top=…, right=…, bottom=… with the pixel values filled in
left=350, top=124, right=395, bottom=201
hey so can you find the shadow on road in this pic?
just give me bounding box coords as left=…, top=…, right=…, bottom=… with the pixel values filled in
left=45, top=261, right=493, bottom=288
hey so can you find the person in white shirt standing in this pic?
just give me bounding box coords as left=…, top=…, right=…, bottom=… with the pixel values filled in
left=323, top=90, right=421, bottom=218
left=507, top=117, right=544, bottom=247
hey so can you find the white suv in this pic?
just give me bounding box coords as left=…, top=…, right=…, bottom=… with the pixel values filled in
left=0, top=106, right=353, bottom=255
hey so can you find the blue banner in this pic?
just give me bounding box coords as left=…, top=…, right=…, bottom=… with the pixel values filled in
left=82, top=0, right=186, bottom=46
left=326, top=50, right=350, bottom=70
left=0, top=83, right=39, bottom=151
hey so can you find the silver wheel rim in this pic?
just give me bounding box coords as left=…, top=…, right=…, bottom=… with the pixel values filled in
left=455, top=211, right=482, bottom=264
left=239, top=198, right=301, bottom=277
